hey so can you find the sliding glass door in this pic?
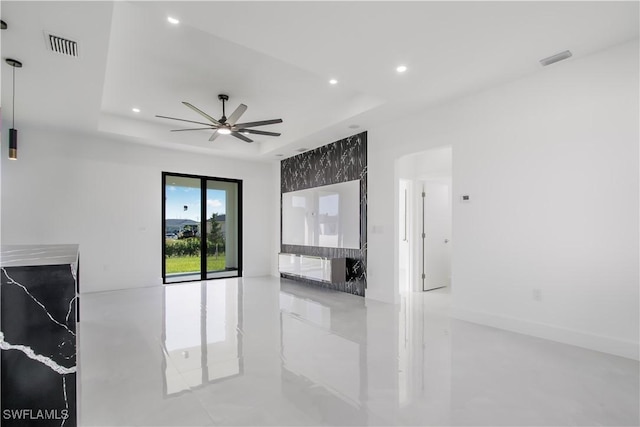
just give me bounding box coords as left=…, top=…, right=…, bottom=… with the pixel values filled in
left=205, top=180, right=240, bottom=279
left=163, top=172, right=242, bottom=283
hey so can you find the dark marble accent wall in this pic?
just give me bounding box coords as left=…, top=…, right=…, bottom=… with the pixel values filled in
left=1, top=245, right=78, bottom=426
left=281, top=132, right=367, bottom=296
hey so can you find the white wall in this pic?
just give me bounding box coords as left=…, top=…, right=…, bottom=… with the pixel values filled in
left=1, top=127, right=276, bottom=293
left=367, top=40, right=639, bottom=359
left=271, top=161, right=282, bottom=277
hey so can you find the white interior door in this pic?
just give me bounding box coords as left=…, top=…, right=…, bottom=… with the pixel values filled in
left=416, top=181, right=451, bottom=291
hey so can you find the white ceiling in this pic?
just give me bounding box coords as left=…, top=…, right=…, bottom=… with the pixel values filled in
left=1, top=1, right=638, bottom=161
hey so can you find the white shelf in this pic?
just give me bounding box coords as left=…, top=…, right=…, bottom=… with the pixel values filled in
left=278, top=253, right=346, bottom=284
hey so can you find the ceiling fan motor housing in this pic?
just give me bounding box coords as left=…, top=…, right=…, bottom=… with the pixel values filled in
left=218, top=94, right=229, bottom=122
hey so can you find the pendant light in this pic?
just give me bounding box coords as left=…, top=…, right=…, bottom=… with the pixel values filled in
left=6, top=58, right=22, bottom=160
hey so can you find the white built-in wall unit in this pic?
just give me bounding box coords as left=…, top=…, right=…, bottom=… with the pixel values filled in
left=367, top=40, right=639, bottom=360
left=280, top=179, right=357, bottom=284
left=278, top=253, right=346, bottom=284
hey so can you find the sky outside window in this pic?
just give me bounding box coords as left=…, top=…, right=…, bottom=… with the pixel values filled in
left=166, top=186, right=226, bottom=220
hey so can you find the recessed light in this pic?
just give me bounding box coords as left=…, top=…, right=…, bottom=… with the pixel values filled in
left=329, top=79, right=338, bottom=85
left=167, top=16, right=180, bottom=25
left=132, top=107, right=141, bottom=113
left=396, top=65, right=407, bottom=73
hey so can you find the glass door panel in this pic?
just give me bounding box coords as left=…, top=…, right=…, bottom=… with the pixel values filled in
left=206, top=180, right=240, bottom=279
left=164, top=176, right=203, bottom=283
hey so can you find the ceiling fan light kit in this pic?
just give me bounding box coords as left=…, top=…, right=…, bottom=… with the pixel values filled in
left=156, top=94, right=282, bottom=143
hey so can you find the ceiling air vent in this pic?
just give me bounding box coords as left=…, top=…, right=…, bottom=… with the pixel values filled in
left=46, top=33, right=79, bottom=57
left=539, top=50, right=572, bottom=67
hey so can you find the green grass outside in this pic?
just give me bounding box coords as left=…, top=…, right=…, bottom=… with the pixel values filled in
left=165, top=255, right=226, bottom=275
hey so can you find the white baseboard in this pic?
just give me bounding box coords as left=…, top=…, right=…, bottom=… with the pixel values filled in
left=451, top=306, right=639, bottom=361
left=364, top=287, right=401, bottom=304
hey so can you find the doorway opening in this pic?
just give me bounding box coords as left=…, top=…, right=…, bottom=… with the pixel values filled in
left=162, top=172, right=242, bottom=284
left=397, top=146, right=452, bottom=293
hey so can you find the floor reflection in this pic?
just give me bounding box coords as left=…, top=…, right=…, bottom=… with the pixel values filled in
left=162, top=280, right=243, bottom=396
left=278, top=283, right=369, bottom=424
left=79, top=277, right=639, bottom=426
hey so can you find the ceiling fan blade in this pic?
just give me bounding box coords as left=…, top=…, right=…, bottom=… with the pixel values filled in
left=209, top=129, right=220, bottom=142
left=182, top=102, right=222, bottom=125
left=170, top=127, right=215, bottom=132
left=239, top=128, right=281, bottom=137
left=226, top=104, right=247, bottom=126
left=235, top=118, right=283, bottom=129
left=231, top=131, right=253, bottom=143
left=156, top=115, right=214, bottom=127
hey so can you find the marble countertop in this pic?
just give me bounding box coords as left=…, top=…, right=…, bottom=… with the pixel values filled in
left=0, top=244, right=79, bottom=267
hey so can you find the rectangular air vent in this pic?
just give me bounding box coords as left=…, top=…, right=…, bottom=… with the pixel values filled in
left=540, top=50, right=572, bottom=67
left=46, top=33, right=79, bottom=57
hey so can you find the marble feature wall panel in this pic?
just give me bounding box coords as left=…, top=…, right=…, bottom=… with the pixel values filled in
left=1, top=247, right=78, bottom=426
left=281, top=132, right=367, bottom=296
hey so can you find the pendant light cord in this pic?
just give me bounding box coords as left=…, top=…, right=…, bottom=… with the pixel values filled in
left=12, top=65, right=15, bottom=128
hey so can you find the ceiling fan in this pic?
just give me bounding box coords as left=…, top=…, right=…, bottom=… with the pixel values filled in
left=156, top=94, right=282, bottom=143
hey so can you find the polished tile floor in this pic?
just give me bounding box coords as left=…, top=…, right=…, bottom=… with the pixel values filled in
left=79, top=277, right=639, bottom=426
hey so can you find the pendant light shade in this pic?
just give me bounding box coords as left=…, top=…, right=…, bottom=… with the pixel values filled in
left=6, top=58, right=22, bottom=160
left=8, top=129, right=18, bottom=160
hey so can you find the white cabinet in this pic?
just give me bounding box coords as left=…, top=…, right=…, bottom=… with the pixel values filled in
left=278, top=253, right=346, bottom=284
